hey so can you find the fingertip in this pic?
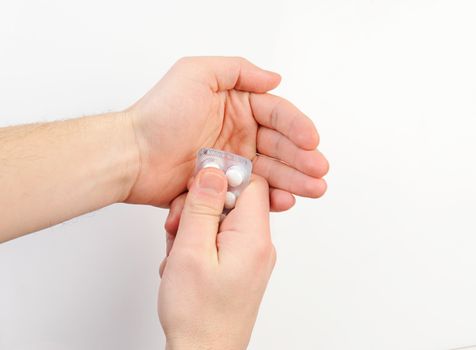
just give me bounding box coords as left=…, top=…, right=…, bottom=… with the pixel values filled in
left=230, top=174, right=270, bottom=216
left=164, top=213, right=179, bottom=235
left=219, top=175, right=271, bottom=236
left=165, top=193, right=187, bottom=234
left=320, top=155, right=330, bottom=177
left=296, top=123, right=319, bottom=150
left=244, top=69, right=282, bottom=93
left=192, top=168, right=227, bottom=196
left=290, top=194, right=296, bottom=207
left=305, top=178, right=327, bottom=198
left=227, top=57, right=282, bottom=93
left=270, top=189, right=295, bottom=212
left=320, top=178, right=328, bottom=196
left=310, top=127, right=320, bottom=149
left=303, top=150, right=329, bottom=178
left=173, top=167, right=226, bottom=255
left=265, top=70, right=282, bottom=90
left=250, top=173, right=268, bottom=187
left=248, top=174, right=270, bottom=200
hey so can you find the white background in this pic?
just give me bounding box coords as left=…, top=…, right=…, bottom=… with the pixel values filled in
left=1, top=1, right=476, bottom=349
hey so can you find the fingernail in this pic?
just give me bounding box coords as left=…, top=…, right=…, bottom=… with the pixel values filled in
left=198, top=170, right=226, bottom=194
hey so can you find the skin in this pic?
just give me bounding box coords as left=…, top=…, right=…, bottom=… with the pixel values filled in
left=125, top=56, right=328, bottom=209
left=0, top=56, right=328, bottom=242
left=159, top=169, right=275, bottom=350
left=0, top=56, right=329, bottom=348
left=0, top=112, right=138, bottom=240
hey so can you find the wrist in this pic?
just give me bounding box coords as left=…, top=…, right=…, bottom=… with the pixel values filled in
left=165, top=339, right=209, bottom=350
left=109, top=110, right=141, bottom=203
left=85, top=111, right=140, bottom=204
left=165, top=335, right=246, bottom=350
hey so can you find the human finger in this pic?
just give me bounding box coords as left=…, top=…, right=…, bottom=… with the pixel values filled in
left=174, top=56, right=281, bottom=93
left=249, top=93, right=319, bottom=150
left=253, top=155, right=327, bottom=198
left=172, top=168, right=226, bottom=258
left=257, top=126, right=329, bottom=178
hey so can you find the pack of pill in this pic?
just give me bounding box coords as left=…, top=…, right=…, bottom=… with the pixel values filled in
left=195, top=148, right=252, bottom=213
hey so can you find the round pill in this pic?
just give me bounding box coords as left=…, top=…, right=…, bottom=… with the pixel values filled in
left=226, top=166, right=244, bottom=187
left=203, top=160, right=221, bottom=170
left=224, top=191, right=237, bottom=209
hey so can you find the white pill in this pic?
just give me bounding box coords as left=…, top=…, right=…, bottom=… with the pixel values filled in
left=224, top=191, right=237, bottom=209
left=226, top=166, right=244, bottom=187
left=203, top=160, right=221, bottom=170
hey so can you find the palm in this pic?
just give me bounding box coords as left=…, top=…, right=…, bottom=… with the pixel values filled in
left=159, top=78, right=259, bottom=160
left=126, top=57, right=328, bottom=209
left=214, top=91, right=258, bottom=154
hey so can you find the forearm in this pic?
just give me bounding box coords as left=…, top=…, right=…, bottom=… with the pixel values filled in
left=0, top=112, right=139, bottom=242
left=165, top=338, right=247, bottom=350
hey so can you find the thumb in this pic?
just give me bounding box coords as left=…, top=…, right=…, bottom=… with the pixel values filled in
left=174, top=56, right=281, bottom=93
left=172, top=168, right=227, bottom=256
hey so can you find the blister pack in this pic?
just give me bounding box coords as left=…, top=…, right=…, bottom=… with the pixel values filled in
left=195, top=148, right=252, bottom=213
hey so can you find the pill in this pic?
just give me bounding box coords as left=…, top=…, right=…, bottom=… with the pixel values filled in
left=203, top=160, right=221, bottom=170
left=224, top=191, right=237, bottom=209
left=226, top=166, right=244, bottom=187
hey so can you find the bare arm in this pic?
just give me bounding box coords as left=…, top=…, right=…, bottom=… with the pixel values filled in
left=0, top=112, right=139, bottom=242
left=0, top=56, right=328, bottom=243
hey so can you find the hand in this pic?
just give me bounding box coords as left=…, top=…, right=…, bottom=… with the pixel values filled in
left=158, top=168, right=275, bottom=350
left=124, top=56, right=328, bottom=210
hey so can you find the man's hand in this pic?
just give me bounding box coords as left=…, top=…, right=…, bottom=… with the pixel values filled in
left=158, top=168, right=275, bottom=350
left=0, top=56, right=328, bottom=241
left=125, top=56, right=329, bottom=211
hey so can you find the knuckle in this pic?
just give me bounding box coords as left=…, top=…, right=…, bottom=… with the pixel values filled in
left=185, top=199, right=221, bottom=218
left=230, top=56, right=250, bottom=72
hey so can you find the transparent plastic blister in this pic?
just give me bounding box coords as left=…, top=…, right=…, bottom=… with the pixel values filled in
left=195, top=148, right=252, bottom=213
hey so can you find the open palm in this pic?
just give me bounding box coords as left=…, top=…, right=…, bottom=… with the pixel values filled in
left=125, top=57, right=328, bottom=210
